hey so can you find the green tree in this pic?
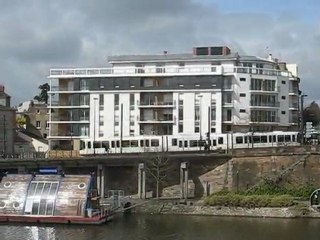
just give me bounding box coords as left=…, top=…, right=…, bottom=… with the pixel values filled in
left=303, top=101, right=320, bottom=126
left=34, top=83, right=50, bottom=104
left=16, top=115, right=27, bottom=127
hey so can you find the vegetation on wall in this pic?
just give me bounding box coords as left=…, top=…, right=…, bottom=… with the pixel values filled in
left=204, top=179, right=316, bottom=208
left=205, top=193, right=294, bottom=208
left=16, top=115, right=26, bottom=127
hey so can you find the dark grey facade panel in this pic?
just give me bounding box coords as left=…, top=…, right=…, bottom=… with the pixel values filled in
left=82, top=76, right=223, bottom=91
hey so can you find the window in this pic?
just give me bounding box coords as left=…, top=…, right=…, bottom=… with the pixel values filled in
left=99, top=94, right=104, bottom=110
left=211, top=47, right=223, bottom=55
left=130, top=94, right=135, bottom=110
left=178, top=62, right=185, bottom=67
left=240, top=109, right=246, bottom=113
left=240, top=93, right=246, bottom=97
left=282, top=80, right=286, bottom=84
left=281, top=96, right=286, bottom=100
left=179, top=108, right=183, bottom=121
left=212, top=139, right=217, bottom=146
left=281, top=111, right=286, bottom=114
left=135, top=63, right=145, bottom=73
left=80, top=94, right=89, bottom=105
left=36, top=121, right=41, bottom=129
left=99, top=130, right=104, bottom=137
left=240, top=78, right=246, bottom=82
left=172, top=139, right=177, bottom=146
left=156, top=64, right=165, bottom=73
left=195, top=47, right=209, bottom=55
left=151, top=139, right=159, bottom=147
left=130, top=129, right=134, bottom=136
left=218, top=137, right=223, bottom=144
left=37, top=109, right=40, bottom=114
left=45, top=121, right=49, bottom=129
left=236, top=137, right=243, bottom=144
left=261, top=136, right=268, bottom=143
left=80, top=79, right=89, bottom=90
left=114, top=94, right=119, bottom=107
left=223, top=92, right=232, bottom=104
left=179, top=124, right=183, bottom=133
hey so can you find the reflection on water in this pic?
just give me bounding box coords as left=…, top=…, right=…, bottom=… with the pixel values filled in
left=0, top=215, right=320, bottom=240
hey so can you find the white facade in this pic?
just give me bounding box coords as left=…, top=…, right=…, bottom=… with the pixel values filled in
left=48, top=46, right=300, bottom=154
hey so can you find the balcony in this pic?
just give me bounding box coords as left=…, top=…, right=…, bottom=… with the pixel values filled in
left=227, top=67, right=292, bottom=77
left=289, top=87, right=299, bottom=95
left=49, top=66, right=223, bottom=78
left=138, top=115, right=175, bottom=124
left=49, top=100, right=89, bottom=108
left=49, top=115, right=90, bottom=123
left=138, top=100, right=175, bottom=108
left=49, top=66, right=293, bottom=79
left=289, top=102, right=299, bottom=110
left=249, top=86, right=280, bottom=93
left=250, top=101, right=280, bottom=108
left=249, top=117, right=280, bottom=124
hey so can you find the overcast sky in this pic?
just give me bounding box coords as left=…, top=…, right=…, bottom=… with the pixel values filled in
left=1, top=0, right=320, bottom=105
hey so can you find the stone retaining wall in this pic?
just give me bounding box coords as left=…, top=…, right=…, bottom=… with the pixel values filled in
left=135, top=200, right=320, bottom=218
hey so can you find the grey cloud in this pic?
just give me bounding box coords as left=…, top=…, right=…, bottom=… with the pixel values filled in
left=0, top=0, right=318, bottom=105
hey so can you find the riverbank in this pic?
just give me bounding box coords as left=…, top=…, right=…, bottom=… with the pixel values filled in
left=134, top=199, right=320, bottom=218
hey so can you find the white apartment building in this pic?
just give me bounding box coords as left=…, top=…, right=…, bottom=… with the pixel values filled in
left=48, top=46, right=300, bottom=154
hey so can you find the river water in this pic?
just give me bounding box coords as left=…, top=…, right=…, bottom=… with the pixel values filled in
left=0, top=214, right=319, bottom=240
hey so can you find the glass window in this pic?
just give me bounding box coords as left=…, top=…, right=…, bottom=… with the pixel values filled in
left=131, top=140, right=138, bottom=147
left=172, top=139, right=177, bottom=146
left=190, top=140, right=198, bottom=147
left=35, top=183, right=44, bottom=196
left=236, top=137, right=243, bottom=144
left=114, top=94, right=119, bottom=106
left=151, top=140, right=159, bottom=147
left=261, top=136, right=268, bottom=143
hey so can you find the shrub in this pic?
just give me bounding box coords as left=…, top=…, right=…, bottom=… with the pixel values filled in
left=205, top=193, right=294, bottom=208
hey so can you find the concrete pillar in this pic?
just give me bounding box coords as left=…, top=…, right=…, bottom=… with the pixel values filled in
left=17, top=166, right=26, bottom=174
left=97, top=164, right=105, bottom=198
left=184, top=165, right=189, bottom=199
left=138, top=163, right=146, bottom=199
left=180, top=162, right=188, bottom=200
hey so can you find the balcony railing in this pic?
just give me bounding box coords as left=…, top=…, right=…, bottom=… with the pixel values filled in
left=289, top=88, right=299, bottom=94
left=250, top=102, right=280, bottom=107
left=250, top=117, right=280, bottom=123
left=249, top=86, right=280, bottom=92
left=227, top=67, right=292, bottom=77
left=49, top=66, right=293, bottom=78
left=138, top=115, right=175, bottom=123
left=137, top=100, right=175, bottom=107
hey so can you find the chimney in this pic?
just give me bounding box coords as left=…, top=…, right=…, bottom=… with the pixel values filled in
left=0, top=85, right=4, bottom=92
left=163, top=51, right=168, bottom=55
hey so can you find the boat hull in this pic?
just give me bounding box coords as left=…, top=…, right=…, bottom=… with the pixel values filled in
left=0, top=215, right=111, bottom=225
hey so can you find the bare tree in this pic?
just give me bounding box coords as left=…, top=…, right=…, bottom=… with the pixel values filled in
left=145, top=152, right=170, bottom=199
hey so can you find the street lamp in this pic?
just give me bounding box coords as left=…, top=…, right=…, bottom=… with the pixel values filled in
left=93, top=97, right=98, bottom=156
left=70, top=125, right=73, bottom=158
left=300, top=93, right=308, bottom=144
left=198, top=95, right=203, bottom=151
